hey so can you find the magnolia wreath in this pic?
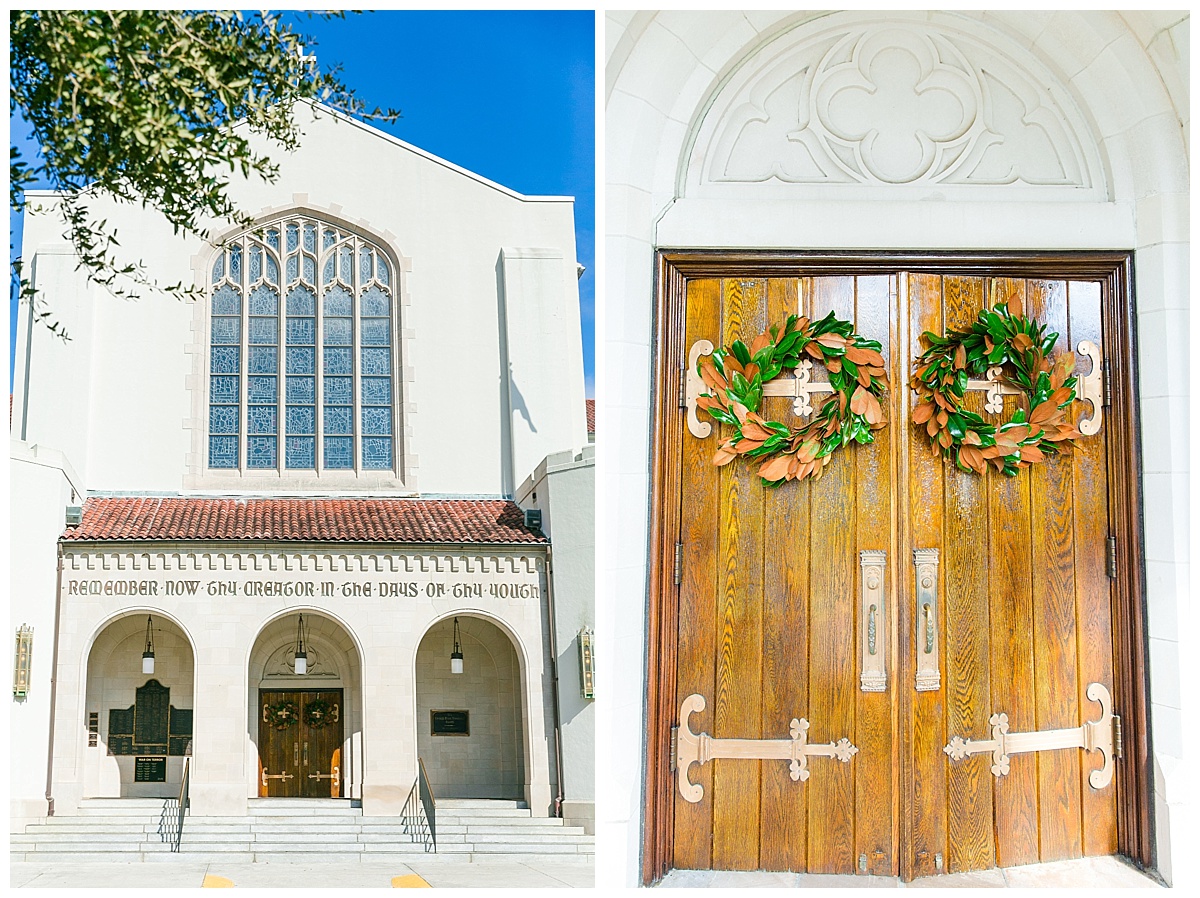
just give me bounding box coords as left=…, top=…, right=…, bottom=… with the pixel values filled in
left=911, top=298, right=1082, bottom=476
left=696, top=311, right=889, bottom=486
left=263, top=699, right=299, bottom=731
left=304, top=699, right=339, bottom=730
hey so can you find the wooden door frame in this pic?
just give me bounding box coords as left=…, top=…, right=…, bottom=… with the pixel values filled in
left=642, top=250, right=1152, bottom=884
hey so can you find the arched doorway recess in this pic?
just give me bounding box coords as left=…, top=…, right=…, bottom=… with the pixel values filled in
left=415, top=615, right=527, bottom=801
left=247, top=610, right=364, bottom=799
left=84, top=612, right=195, bottom=798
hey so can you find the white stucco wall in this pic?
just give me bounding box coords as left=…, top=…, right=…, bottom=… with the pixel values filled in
left=604, top=9, right=1189, bottom=887
left=517, top=445, right=597, bottom=830
left=8, top=444, right=84, bottom=829
left=13, top=103, right=587, bottom=497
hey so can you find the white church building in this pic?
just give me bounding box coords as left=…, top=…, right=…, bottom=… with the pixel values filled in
left=604, top=10, right=1188, bottom=888
left=10, top=104, right=595, bottom=851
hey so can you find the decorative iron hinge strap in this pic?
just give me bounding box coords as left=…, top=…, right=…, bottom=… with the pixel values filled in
left=675, top=693, right=858, bottom=803
left=943, top=682, right=1117, bottom=789
left=1107, top=535, right=1118, bottom=579
left=684, top=340, right=715, bottom=437
left=674, top=543, right=683, bottom=586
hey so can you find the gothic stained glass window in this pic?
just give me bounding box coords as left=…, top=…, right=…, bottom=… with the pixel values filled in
left=207, top=214, right=397, bottom=474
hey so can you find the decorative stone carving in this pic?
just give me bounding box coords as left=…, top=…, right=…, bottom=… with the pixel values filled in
left=689, top=14, right=1101, bottom=196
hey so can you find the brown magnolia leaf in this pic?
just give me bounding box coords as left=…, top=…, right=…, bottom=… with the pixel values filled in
left=984, top=334, right=994, bottom=353
left=826, top=357, right=842, bottom=373
left=804, top=343, right=824, bottom=361
left=938, top=429, right=953, bottom=449
left=954, top=344, right=966, bottom=370
left=1012, top=332, right=1033, bottom=353
left=1027, top=401, right=1055, bottom=427
left=749, top=332, right=771, bottom=356
left=699, top=359, right=727, bottom=393
left=926, top=418, right=939, bottom=438
left=913, top=402, right=934, bottom=424
left=758, top=454, right=792, bottom=482
left=744, top=363, right=760, bottom=381
left=794, top=317, right=809, bottom=333
left=735, top=438, right=764, bottom=454
left=936, top=409, right=948, bottom=427
left=857, top=368, right=872, bottom=389
left=850, top=386, right=870, bottom=416
left=732, top=402, right=748, bottom=423
left=815, top=333, right=847, bottom=349
left=863, top=391, right=884, bottom=425
left=1019, top=444, right=1045, bottom=464
left=713, top=444, right=737, bottom=465
left=724, top=355, right=745, bottom=376
left=797, top=439, right=820, bottom=463
left=960, top=444, right=985, bottom=473
left=1050, top=387, right=1073, bottom=407
left=740, top=420, right=772, bottom=441
left=964, top=430, right=982, bottom=446
left=1006, top=294, right=1023, bottom=317
left=695, top=395, right=714, bottom=411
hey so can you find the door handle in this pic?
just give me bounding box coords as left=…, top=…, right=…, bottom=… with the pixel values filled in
left=294, top=743, right=299, bottom=767
left=860, top=550, right=887, bottom=692
left=913, top=549, right=940, bottom=691
left=262, top=769, right=294, bottom=785
left=303, top=742, right=309, bottom=767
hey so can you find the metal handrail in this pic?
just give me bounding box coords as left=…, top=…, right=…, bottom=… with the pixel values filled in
left=159, top=757, right=191, bottom=852
left=401, top=757, right=436, bottom=852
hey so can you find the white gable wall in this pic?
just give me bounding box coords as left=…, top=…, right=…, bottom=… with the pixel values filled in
left=14, top=104, right=587, bottom=496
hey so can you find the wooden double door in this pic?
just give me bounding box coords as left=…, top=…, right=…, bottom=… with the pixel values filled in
left=259, top=690, right=343, bottom=798
left=648, top=259, right=1149, bottom=882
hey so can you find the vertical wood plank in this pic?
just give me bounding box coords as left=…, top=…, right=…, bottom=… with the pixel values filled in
left=854, top=274, right=898, bottom=876
left=1028, top=279, right=1083, bottom=862
left=759, top=278, right=810, bottom=871
left=1066, top=279, right=1119, bottom=855
left=986, top=278, right=1040, bottom=867
left=805, top=276, right=857, bottom=875
left=711, top=278, right=767, bottom=870
left=905, top=273, right=947, bottom=881
left=941, top=276, right=995, bottom=873
left=673, top=278, right=722, bottom=869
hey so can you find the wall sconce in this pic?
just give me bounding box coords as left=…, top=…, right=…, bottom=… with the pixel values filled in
left=14, top=625, right=34, bottom=698
left=294, top=614, right=308, bottom=675
left=450, top=617, right=463, bottom=674
left=578, top=627, right=595, bottom=700
left=141, top=616, right=155, bottom=675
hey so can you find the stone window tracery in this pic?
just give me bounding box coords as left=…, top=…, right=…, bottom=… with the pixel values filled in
left=207, top=215, right=395, bottom=474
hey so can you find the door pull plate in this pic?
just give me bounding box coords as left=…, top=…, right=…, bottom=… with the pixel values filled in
left=944, top=682, right=1117, bottom=789
left=1076, top=341, right=1104, bottom=435
left=675, top=693, right=858, bottom=803
left=860, top=550, right=887, bottom=692
left=913, top=549, right=940, bottom=691
left=685, top=340, right=715, bottom=438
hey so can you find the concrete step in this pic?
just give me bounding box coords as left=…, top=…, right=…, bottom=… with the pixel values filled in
left=437, top=799, right=528, bottom=809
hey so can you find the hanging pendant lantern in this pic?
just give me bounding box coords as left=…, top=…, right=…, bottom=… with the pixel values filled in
left=141, top=616, right=155, bottom=675
left=294, top=614, right=308, bottom=675
left=450, top=617, right=464, bottom=674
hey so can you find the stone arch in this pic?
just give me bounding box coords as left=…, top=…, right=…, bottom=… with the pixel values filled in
left=245, top=608, right=365, bottom=799
left=413, top=613, right=528, bottom=802
left=82, top=609, right=197, bottom=798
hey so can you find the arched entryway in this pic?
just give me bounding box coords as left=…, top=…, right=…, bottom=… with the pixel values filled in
left=415, top=615, right=527, bottom=800
left=83, top=611, right=195, bottom=798
left=246, top=610, right=364, bottom=799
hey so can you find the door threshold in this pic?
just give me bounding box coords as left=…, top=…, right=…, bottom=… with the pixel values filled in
left=655, top=856, right=1161, bottom=888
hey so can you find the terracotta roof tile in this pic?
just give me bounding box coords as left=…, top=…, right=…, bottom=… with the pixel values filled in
left=62, top=497, right=546, bottom=545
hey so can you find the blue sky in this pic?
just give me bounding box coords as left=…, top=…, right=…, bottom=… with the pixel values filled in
left=9, top=10, right=595, bottom=394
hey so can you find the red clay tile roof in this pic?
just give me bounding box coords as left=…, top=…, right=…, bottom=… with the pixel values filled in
left=586, top=399, right=595, bottom=434
left=62, top=497, right=546, bottom=545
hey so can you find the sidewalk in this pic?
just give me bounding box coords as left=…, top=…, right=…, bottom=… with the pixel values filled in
left=11, top=859, right=595, bottom=889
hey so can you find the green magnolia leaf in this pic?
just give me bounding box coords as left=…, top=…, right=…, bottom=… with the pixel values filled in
left=730, top=340, right=751, bottom=366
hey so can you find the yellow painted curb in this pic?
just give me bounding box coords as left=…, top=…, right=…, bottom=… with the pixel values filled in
left=391, top=874, right=432, bottom=888
left=202, top=874, right=235, bottom=888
